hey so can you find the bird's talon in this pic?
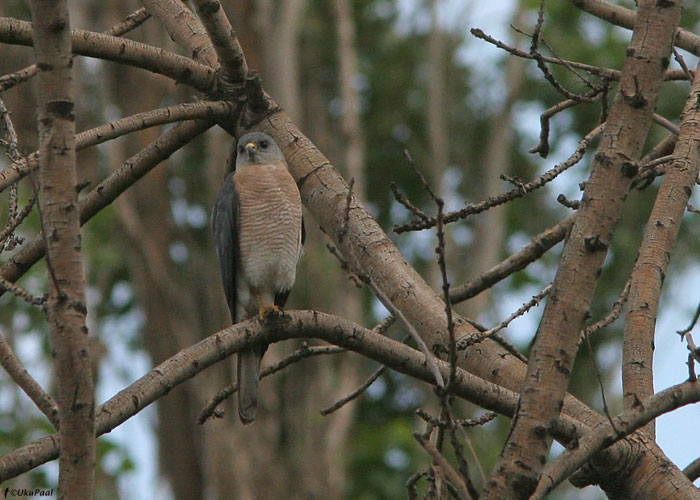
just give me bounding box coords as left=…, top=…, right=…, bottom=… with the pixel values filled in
left=258, top=305, right=282, bottom=319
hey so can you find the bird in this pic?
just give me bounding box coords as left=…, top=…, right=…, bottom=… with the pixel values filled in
left=212, top=132, right=304, bottom=424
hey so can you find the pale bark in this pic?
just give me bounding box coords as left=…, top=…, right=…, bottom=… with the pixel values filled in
left=28, top=1, right=94, bottom=498
left=481, top=1, right=683, bottom=498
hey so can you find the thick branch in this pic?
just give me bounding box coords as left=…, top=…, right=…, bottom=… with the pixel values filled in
left=191, top=0, right=249, bottom=85
left=29, top=1, right=94, bottom=497
left=622, top=56, right=700, bottom=438
left=142, top=0, right=217, bottom=67
left=534, top=379, right=700, bottom=498
left=481, top=2, right=683, bottom=498
left=0, top=17, right=215, bottom=93
left=0, top=310, right=549, bottom=481
left=570, top=0, right=700, bottom=56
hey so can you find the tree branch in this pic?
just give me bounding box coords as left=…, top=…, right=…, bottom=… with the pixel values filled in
left=0, top=100, right=232, bottom=192
left=0, top=119, right=214, bottom=295
left=481, top=2, right=684, bottom=498
left=569, top=0, right=700, bottom=57
left=533, top=379, right=700, bottom=498
left=29, top=0, right=94, bottom=497
left=0, top=16, right=215, bottom=93
left=0, top=8, right=150, bottom=93
left=622, top=55, right=700, bottom=438
left=191, top=0, right=249, bottom=86
left=0, top=331, right=58, bottom=428
left=0, top=310, right=534, bottom=482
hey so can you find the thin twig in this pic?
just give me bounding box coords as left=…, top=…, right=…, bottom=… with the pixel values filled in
left=197, top=344, right=345, bottom=424
left=677, top=299, right=700, bottom=336
left=394, top=125, right=603, bottom=233
left=579, top=278, right=632, bottom=344
left=457, top=284, right=552, bottom=350
left=583, top=334, right=617, bottom=433
left=320, top=363, right=386, bottom=416
left=414, top=431, right=472, bottom=500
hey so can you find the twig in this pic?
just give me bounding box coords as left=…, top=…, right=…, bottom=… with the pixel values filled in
left=579, top=277, right=631, bottom=344
left=0, top=195, right=35, bottom=252
left=530, top=92, right=604, bottom=158
left=407, top=469, right=431, bottom=499
left=470, top=28, right=620, bottom=81
left=433, top=190, right=457, bottom=391
left=320, top=363, right=386, bottom=416
left=0, top=275, right=45, bottom=308
left=450, top=215, right=574, bottom=303
left=198, top=344, right=345, bottom=424
left=0, top=331, right=58, bottom=428
left=394, top=125, right=603, bottom=233
left=672, top=47, right=695, bottom=82
left=677, top=299, right=700, bottom=336
left=583, top=334, right=617, bottom=433
left=414, top=431, right=472, bottom=500
left=457, top=284, right=552, bottom=350
left=391, top=182, right=430, bottom=221
left=520, top=8, right=603, bottom=104
left=336, top=169, right=445, bottom=388
left=556, top=194, right=580, bottom=210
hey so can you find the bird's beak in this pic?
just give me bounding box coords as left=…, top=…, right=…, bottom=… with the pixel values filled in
left=245, top=142, right=257, bottom=160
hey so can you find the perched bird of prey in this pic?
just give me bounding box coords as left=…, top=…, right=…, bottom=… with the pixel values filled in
left=212, top=132, right=304, bottom=424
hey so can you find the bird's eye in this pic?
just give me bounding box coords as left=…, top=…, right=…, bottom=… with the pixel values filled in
left=260, top=140, right=269, bottom=148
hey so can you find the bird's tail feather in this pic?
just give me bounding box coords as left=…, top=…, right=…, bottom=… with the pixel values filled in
left=237, top=348, right=262, bottom=424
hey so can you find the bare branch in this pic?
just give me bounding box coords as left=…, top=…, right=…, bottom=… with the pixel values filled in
left=395, top=124, right=602, bottom=233
left=533, top=379, right=700, bottom=499
left=0, top=331, right=58, bottom=428
left=414, top=431, right=472, bottom=500
left=191, top=0, right=249, bottom=85
left=29, top=0, right=94, bottom=496
left=457, top=285, right=551, bottom=350
left=0, top=17, right=215, bottom=93
left=481, top=2, right=684, bottom=497
left=0, top=120, right=214, bottom=296
left=0, top=310, right=534, bottom=482
left=198, top=344, right=345, bottom=424
left=0, top=8, right=150, bottom=93
left=0, top=100, right=232, bottom=192
left=579, top=277, right=631, bottom=343
left=622, top=55, right=700, bottom=439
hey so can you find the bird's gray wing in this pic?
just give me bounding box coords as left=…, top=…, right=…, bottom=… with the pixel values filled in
left=212, top=173, right=239, bottom=323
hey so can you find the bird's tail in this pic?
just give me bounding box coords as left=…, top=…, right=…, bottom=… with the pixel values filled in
left=237, top=348, right=262, bottom=424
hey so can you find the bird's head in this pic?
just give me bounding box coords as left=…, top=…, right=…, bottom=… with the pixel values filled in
left=235, top=132, right=285, bottom=167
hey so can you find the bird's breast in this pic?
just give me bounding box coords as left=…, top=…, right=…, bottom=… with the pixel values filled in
left=234, top=164, right=303, bottom=293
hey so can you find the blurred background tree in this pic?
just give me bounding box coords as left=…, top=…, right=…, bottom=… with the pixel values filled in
left=0, top=1, right=699, bottom=499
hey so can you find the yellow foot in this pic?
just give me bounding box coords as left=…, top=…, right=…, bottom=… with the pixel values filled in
left=258, top=304, right=281, bottom=319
